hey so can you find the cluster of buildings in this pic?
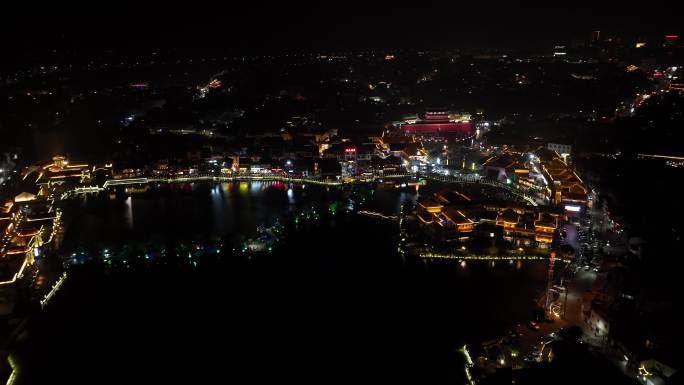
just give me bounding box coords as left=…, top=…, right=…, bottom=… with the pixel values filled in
left=412, top=143, right=591, bottom=253
left=114, top=119, right=441, bottom=181
left=416, top=188, right=560, bottom=250
left=0, top=156, right=110, bottom=315
left=481, top=145, right=589, bottom=216
left=539, top=149, right=588, bottom=212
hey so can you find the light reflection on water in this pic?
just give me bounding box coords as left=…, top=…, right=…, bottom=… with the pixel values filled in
left=43, top=180, right=549, bottom=385
left=124, top=196, right=133, bottom=230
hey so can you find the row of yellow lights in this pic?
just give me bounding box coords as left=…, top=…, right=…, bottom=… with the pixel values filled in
left=420, top=252, right=571, bottom=262
left=40, top=271, right=68, bottom=309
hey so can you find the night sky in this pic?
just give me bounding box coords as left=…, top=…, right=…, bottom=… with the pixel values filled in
left=2, top=2, right=682, bottom=65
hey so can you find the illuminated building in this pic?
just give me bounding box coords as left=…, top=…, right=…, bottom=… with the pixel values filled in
left=441, top=208, right=475, bottom=233
left=416, top=189, right=476, bottom=240
left=482, top=154, right=528, bottom=182
left=0, top=200, right=54, bottom=315
left=495, top=208, right=559, bottom=248
left=552, top=45, right=567, bottom=57
left=417, top=197, right=444, bottom=215
left=586, top=306, right=610, bottom=345
left=416, top=210, right=435, bottom=224
left=538, top=150, right=587, bottom=212
left=435, top=190, right=472, bottom=206
left=400, top=109, right=473, bottom=137
left=663, top=34, right=679, bottom=48
left=417, top=185, right=559, bottom=248
left=323, top=144, right=374, bottom=163
left=22, top=155, right=94, bottom=192
left=129, top=82, right=149, bottom=90
left=546, top=143, right=571, bottom=157
left=496, top=208, right=520, bottom=229
left=320, top=142, right=376, bottom=177
left=638, top=359, right=677, bottom=385
left=533, top=212, right=559, bottom=244
left=0, top=201, right=13, bottom=214
left=14, top=192, right=36, bottom=203
left=376, top=135, right=428, bottom=168
left=1, top=156, right=91, bottom=314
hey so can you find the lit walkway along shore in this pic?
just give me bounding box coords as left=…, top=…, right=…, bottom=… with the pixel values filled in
left=420, top=252, right=571, bottom=262
left=357, top=211, right=399, bottom=222
left=72, top=172, right=537, bottom=208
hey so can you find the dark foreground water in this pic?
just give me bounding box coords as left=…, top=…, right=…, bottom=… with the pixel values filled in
left=14, top=182, right=547, bottom=384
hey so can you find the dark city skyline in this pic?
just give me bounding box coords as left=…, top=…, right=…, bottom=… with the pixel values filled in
left=3, top=4, right=683, bottom=54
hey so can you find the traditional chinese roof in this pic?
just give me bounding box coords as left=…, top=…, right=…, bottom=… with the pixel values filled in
left=534, top=212, right=558, bottom=229
left=435, top=190, right=472, bottom=206
left=14, top=192, right=36, bottom=203
left=442, top=208, right=474, bottom=226
left=417, top=197, right=443, bottom=212
left=483, top=154, right=519, bottom=169
left=497, top=208, right=519, bottom=224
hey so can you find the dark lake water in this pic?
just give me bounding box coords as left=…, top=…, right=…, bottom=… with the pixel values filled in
left=15, top=182, right=548, bottom=385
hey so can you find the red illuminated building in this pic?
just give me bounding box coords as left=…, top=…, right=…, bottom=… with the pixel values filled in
left=401, top=110, right=473, bottom=137
left=664, top=35, right=680, bottom=48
